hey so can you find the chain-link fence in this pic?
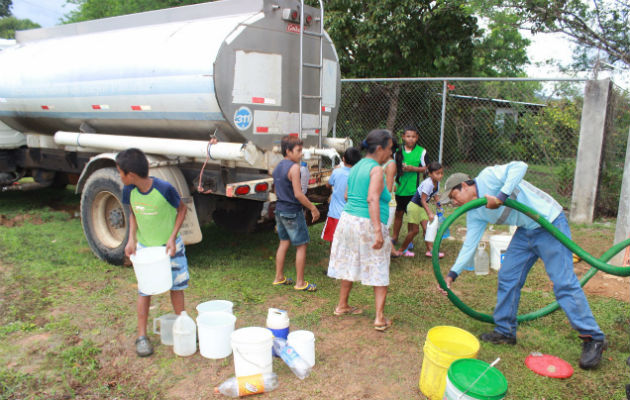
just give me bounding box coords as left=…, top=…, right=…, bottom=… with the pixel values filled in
left=333, top=77, right=596, bottom=211
left=598, top=84, right=630, bottom=216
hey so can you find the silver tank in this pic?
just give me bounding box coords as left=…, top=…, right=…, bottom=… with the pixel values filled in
left=0, top=0, right=340, bottom=150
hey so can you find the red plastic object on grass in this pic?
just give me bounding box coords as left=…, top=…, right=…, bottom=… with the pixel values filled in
left=525, top=352, right=574, bottom=378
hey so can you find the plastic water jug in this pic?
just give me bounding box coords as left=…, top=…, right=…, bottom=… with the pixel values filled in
left=173, top=311, right=197, bottom=357
left=424, top=215, right=439, bottom=242
left=153, top=313, right=177, bottom=346
left=266, top=308, right=289, bottom=357
left=474, top=242, right=490, bottom=275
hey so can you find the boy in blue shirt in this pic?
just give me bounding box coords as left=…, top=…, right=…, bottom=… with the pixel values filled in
left=322, top=147, right=361, bottom=242
left=272, top=135, right=320, bottom=292
left=116, top=148, right=189, bottom=357
left=439, top=161, right=606, bottom=370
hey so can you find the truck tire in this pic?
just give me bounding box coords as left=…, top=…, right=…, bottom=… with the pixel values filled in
left=80, top=168, right=128, bottom=265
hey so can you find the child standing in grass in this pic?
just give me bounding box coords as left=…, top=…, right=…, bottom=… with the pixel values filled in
left=322, top=147, right=361, bottom=243
left=391, top=126, right=427, bottom=246
left=272, top=135, right=320, bottom=292
left=116, top=148, right=189, bottom=357
left=397, top=161, right=445, bottom=258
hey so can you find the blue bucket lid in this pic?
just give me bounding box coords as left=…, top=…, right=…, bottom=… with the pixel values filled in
left=448, top=359, right=508, bottom=400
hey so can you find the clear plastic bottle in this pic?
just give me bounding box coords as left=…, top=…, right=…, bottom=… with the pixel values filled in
left=215, top=373, right=279, bottom=397
left=272, top=337, right=312, bottom=380
left=474, top=242, right=490, bottom=275
left=300, top=161, right=310, bottom=194
left=437, top=207, right=450, bottom=239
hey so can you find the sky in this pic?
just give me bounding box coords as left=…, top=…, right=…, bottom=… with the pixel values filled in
left=7, top=0, right=629, bottom=91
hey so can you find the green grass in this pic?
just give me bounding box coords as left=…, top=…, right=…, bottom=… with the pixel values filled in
left=0, top=186, right=628, bottom=399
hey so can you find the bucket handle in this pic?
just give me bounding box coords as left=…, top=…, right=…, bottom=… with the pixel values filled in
left=234, top=346, right=273, bottom=370
left=153, top=318, right=160, bottom=335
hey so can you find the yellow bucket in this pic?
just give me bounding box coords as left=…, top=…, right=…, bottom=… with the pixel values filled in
left=419, top=326, right=480, bottom=400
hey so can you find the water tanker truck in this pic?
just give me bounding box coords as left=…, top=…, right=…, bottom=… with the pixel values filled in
left=0, top=0, right=349, bottom=264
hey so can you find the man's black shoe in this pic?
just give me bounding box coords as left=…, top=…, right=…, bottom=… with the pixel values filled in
left=479, top=331, right=516, bottom=345
left=579, top=338, right=607, bottom=369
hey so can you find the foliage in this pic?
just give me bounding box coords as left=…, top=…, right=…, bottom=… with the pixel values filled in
left=321, top=0, right=479, bottom=78
left=0, top=0, right=10, bottom=18
left=469, top=11, right=530, bottom=77
left=0, top=16, right=39, bottom=39
left=488, top=0, right=630, bottom=68
left=63, top=0, right=209, bottom=23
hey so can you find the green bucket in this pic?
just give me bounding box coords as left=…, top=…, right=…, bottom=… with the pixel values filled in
left=445, top=359, right=507, bottom=400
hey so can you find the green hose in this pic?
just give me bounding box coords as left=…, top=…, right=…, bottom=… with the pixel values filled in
left=432, top=198, right=630, bottom=323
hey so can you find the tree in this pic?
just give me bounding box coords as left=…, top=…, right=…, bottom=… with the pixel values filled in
left=0, top=0, right=10, bottom=18
left=64, top=0, right=209, bottom=23
left=0, top=16, right=39, bottom=39
left=498, top=0, right=629, bottom=68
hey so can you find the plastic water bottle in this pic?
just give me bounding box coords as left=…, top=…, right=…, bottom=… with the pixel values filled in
left=272, top=337, right=312, bottom=380
left=215, top=373, right=279, bottom=397
left=424, top=215, right=439, bottom=242
left=474, top=242, right=490, bottom=275
left=173, top=311, right=197, bottom=356
left=300, top=161, right=309, bottom=194
left=437, top=208, right=450, bottom=239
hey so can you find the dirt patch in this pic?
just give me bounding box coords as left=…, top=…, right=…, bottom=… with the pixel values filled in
left=0, top=214, right=43, bottom=227
left=577, top=262, right=629, bottom=302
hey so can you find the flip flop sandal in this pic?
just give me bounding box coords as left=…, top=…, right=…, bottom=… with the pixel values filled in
left=272, top=276, right=295, bottom=286
left=402, top=250, right=415, bottom=257
left=425, top=251, right=445, bottom=258
left=334, top=306, right=363, bottom=316
left=374, top=318, right=393, bottom=332
left=294, top=282, right=317, bottom=292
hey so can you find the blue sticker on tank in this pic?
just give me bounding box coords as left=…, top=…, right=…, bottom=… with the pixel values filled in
left=234, top=106, right=253, bottom=131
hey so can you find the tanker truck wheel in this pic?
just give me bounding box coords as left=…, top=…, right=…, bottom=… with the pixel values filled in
left=81, top=168, right=128, bottom=265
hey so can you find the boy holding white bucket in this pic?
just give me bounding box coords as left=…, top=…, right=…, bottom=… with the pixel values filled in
left=438, top=161, right=607, bottom=370
left=116, top=148, right=191, bottom=357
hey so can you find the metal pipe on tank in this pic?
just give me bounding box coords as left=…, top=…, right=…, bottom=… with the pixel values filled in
left=53, top=131, right=258, bottom=164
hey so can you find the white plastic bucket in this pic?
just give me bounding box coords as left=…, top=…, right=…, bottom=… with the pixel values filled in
left=489, top=235, right=512, bottom=271
left=196, top=300, right=234, bottom=315
left=197, top=311, right=236, bottom=359
left=231, top=327, right=273, bottom=377
left=130, top=246, right=172, bottom=295
left=287, top=330, right=315, bottom=368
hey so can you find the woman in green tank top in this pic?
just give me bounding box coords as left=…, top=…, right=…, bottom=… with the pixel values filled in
left=327, top=129, right=395, bottom=331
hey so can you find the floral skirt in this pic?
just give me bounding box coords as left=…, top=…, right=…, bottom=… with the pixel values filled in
left=327, top=212, right=391, bottom=286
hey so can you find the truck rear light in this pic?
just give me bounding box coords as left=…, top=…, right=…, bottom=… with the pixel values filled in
left=305, top=15, right=312, bottom=25
left=235, top=185, right=250, bottom=195
left=255, top=182, right=269, bottom=192
left=282, top=8, right=299, bottom=22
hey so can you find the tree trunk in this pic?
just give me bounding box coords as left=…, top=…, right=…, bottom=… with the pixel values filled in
left=386, top=83, right=401, bottom=133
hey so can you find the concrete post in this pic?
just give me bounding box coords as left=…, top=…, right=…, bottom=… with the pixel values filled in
left=611, top=126, right=630, bottom=266
left=570, top=79, right=612, bottom=224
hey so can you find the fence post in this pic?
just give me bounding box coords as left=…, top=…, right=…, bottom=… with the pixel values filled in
left=611, top=126, right=630, bottom=266
left=569, top=79, right=612, bottom=224
left=439, top=80, right=447, bottom=164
